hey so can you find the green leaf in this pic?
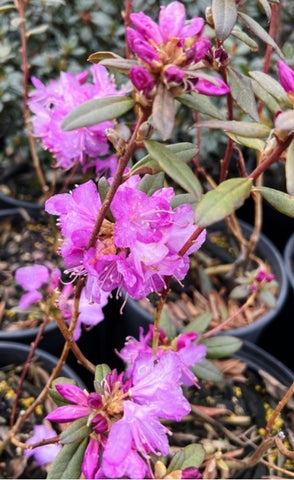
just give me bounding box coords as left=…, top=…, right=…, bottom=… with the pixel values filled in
left=26, top=25, right=48, bottom=37
left=230, top=284, right=250, bottom=300
left=159, top=309, right=177, bottom=340
left=144, top=140, right=203, bottom=199
left=253, top=186, right=294, bottom=217
left=212, top=0, right=238, bottom=40
left=238, top=12, right=284, bottom=58
left=231, top=25, right=259, bottom=51
left=258, top=0, right=272, bottom=21
left=170, top=193, right=198, bottom=209
left=49, top=377, right=78, bottom=406
left=286, top=139, right=294, bottom=196
left=195, top=178, right=252, bottom=227
left=47, top=438, right=88, bottom=479
left=130, top=142, right=199, bottom=176
left=226, top=67, right=259, bottom=121
left=178, top=92, right=225, bottom=119
left=60, top=417, right=91, bottom=445
left=182, top=313, right=213, bottom=334
left=275, top=110, right=294, bottom=131
left=249, top=71, right=291, bottom=107
left=61, top=96, right=135, bottom=131
left=167, top=444, right=206, bottom=474
left=0, top=4, right=16, bottom=12
left=251, top=78, right=281, bottom=113
left=87, top=51, right=125, bottom=63
left=203, top=335, right=243, bottom=358
left=192, top=358, right=224, bottom=382
left=138, top=172, right=165, bottom=196
left=152, top=84, right=175, bottom=140
left=194, top=120, right=270, bottom=138
left=259, top=288, right=277, bottom=308
left=95, top=364, right=111, bottom=383
left=226, top=133, right=265, bottom=150
left=99, top=57, right=139, bottom=73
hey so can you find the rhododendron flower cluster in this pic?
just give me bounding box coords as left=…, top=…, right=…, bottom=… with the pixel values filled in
left=47, top=352, right=191, bottom=479
left=24, top=425, right=61, bottom=466
left=45, top=176, right=206, bottom=302
left=29, top=64, right=121, bottom=172
left=127, top=1, right=229, bottom=99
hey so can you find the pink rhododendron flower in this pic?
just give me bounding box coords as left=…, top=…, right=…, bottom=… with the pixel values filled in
left=45, top=177, right=206, bottom=302
left=15, top=264, right=60, bottom=309
left=24, top=425, right=61, bottom=466
left=119, top=325, right=207, bottom=386
left=277, top=59, right=294, bottom=96
left=29, top=65, right=123, bottom=172
left=127, top=1, right=229, bottom=98
left=47, top=352, right=190, bottom=479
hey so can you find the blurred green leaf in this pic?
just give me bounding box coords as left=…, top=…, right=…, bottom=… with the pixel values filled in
left=238, top=12, right=284, bottom=58
left=26, top=25, right=48, bottom=38
left=203, top=335, right=243, bottom=358
left=194, top=120, right=271, bottom=138
left=227, top=133, right=265, bottom=150
left=87, top=51, right=125, bottom=63
left=212, top=0, right=238, bottom=41
left=178, top=92, right=225, bottom=120
left=253, top=186, right=294, bottom=217
left=182, top=313, right=213, bottom=334
left=275, top=110, right=294, bottom=131
left=286, top=139, right=294, bottom=196
left=258, top=0, right=272, bottom=21
left=152, top=84, right=175, bottom=140
left=62, top=96, right=135, bottom=131
left=249, top=71, right=291, bottom=107
left=226, top=67, right=259, bottom=121
left=259, top=288, right=277, bottom=308
left=192, top=358, right=224, bottom=382
left=99, top=57, right=139, bottom=73
left=167, top=444, right=206, bottom=474
left=47, top=438, right=87, bottom=479
left=195, top=178, right=252, bottom=227
left=144, top=140, right=203, bottom=199
left=231, top=25, right=259, bottom=51
left=138, top=172, right=165, bottom=196
left=95, top=364, right=111, bottom=384
left=251, top=78, right=281, bottom=113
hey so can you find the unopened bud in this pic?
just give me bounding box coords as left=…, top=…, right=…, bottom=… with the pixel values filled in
left=137, top=121, right=154, bottom=141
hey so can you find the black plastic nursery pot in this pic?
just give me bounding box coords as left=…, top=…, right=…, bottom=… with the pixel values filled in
left=122, top=220, right=288, bottom=344
left=0, top=191, right=43, bottom=218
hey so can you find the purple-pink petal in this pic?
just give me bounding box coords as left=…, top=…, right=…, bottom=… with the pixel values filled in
left=46, top=404, right=90, bottom=423
left=55, top=383, right=88, bottom=405
left=195, top=77, right=230, bottom=96
left=19, top=290, right=43, bottom=310
left=24, top=425, right=61, bottom=466
left=15, top=265, right=49, bottom=291
left=277, top=59, right=294, bottom=94
left=82, top=437, right=100, bottom=479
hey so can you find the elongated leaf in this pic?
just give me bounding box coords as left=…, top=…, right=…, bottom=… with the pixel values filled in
left=99, top=57, right=139, bottom=73
left=87, top=51, right=125, bottom=63
left=253, top=186, right=294, bottom=217
left=0, top=4, right=16, bottom=12
left=170, top=193, right=198, bottom=209
left=178, top=92, right=225, bottom=119
left=226, top=133, right=264, bottom=151
left=47, top=439, right=88, bottom=479
left=212, top=0, right=238, bottom=40
left=203, top=335, right=243, bottom=358
left=258, top=0, right=272, bottom=21
left=194, top=120, right=270, bottom=138
left=249, top=71, right=291, bottom=106
left=231, top=25, right=259, bottom=51
left=238, top=12, right=283, bottom=58
left=251, top=78, right=281, bottom=113
left=60, top=417, right=91, bottom=445
left=182, top=312, right=213, bottom=334
left=26, top=25, right=48, bottom=37
left=130, top=142, right=199, bottom=175
left=138, top=172, right=165, bottom=195
left=167, top=444, right=206, bottom=474
left=286, top=139, right=294, bottom=196
left=62, top=96, right=135, bottom=131
left=275, top=110, right=294, bottom=131
left=226, top=67, right=259, bottom=121
left=152, top=84, right=175, bottom=140
left=144, top=140, right=202, bottom=199
left=95, top=364, right=111, bottom=383
left=195, top=178, right=252, bottom=227
left=192, top=358, right=224, bottom=382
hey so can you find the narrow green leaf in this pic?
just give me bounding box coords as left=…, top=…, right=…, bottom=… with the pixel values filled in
left=159, top=309, right=177, bottom=340
left=203, top=335, right=243, bottom=358
left=231, top=25, right=259, bottom=51
left=195, top=178, right=252, bottom=227
left=192, top=358, right=224, bottom=382
left=170, top=193, right=198, bottom=209
left=178, top=92, right=225, bottom=119
left=251, top=78, right=281, bottom=113
left=258, top=0, right=272, bottom=21
left=144, top=140, right=203, bottom=199
left=226, top=67, right=259, bottom=121
left=138, top=172, right=165, bottom=196
left=60, top=417, right=91, bottom=445
left=26, top=25, right=48, bottom=37
left=249, top=71, right=291, bottom=107
left=152, top=84, right=175, bottom=140
left=87, top=51, right=125, bottom=63
left=0, top=4, right=16, bottom=12
left=47, top=438, right=88, bottom=479
left=286, top=139, right=294, bottom=196
left=182, top=313, right=213, bottom=334
left=194, top=120, right=270, bottom=138
left=49, top=377, right=78, bottom=406
left=253, top=186, right=294, bottom=217
left=130, top=143, right=199, bottom=175
left=238, top=12, right=283, bottom=58
left=99, top=58, right=139, bottom=73
left=226, top=133, right=265, bottom=150
left=167, top=444, right=206, bottom=473
left=259, top=288, right=277, bottom=308
left=275, top=110, right=294, bottom=131
left=62, top=96, right=135, bottom=131
left=212, top=0, right=238, bottom=40
left=95, top=364, right=111, bottom=383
